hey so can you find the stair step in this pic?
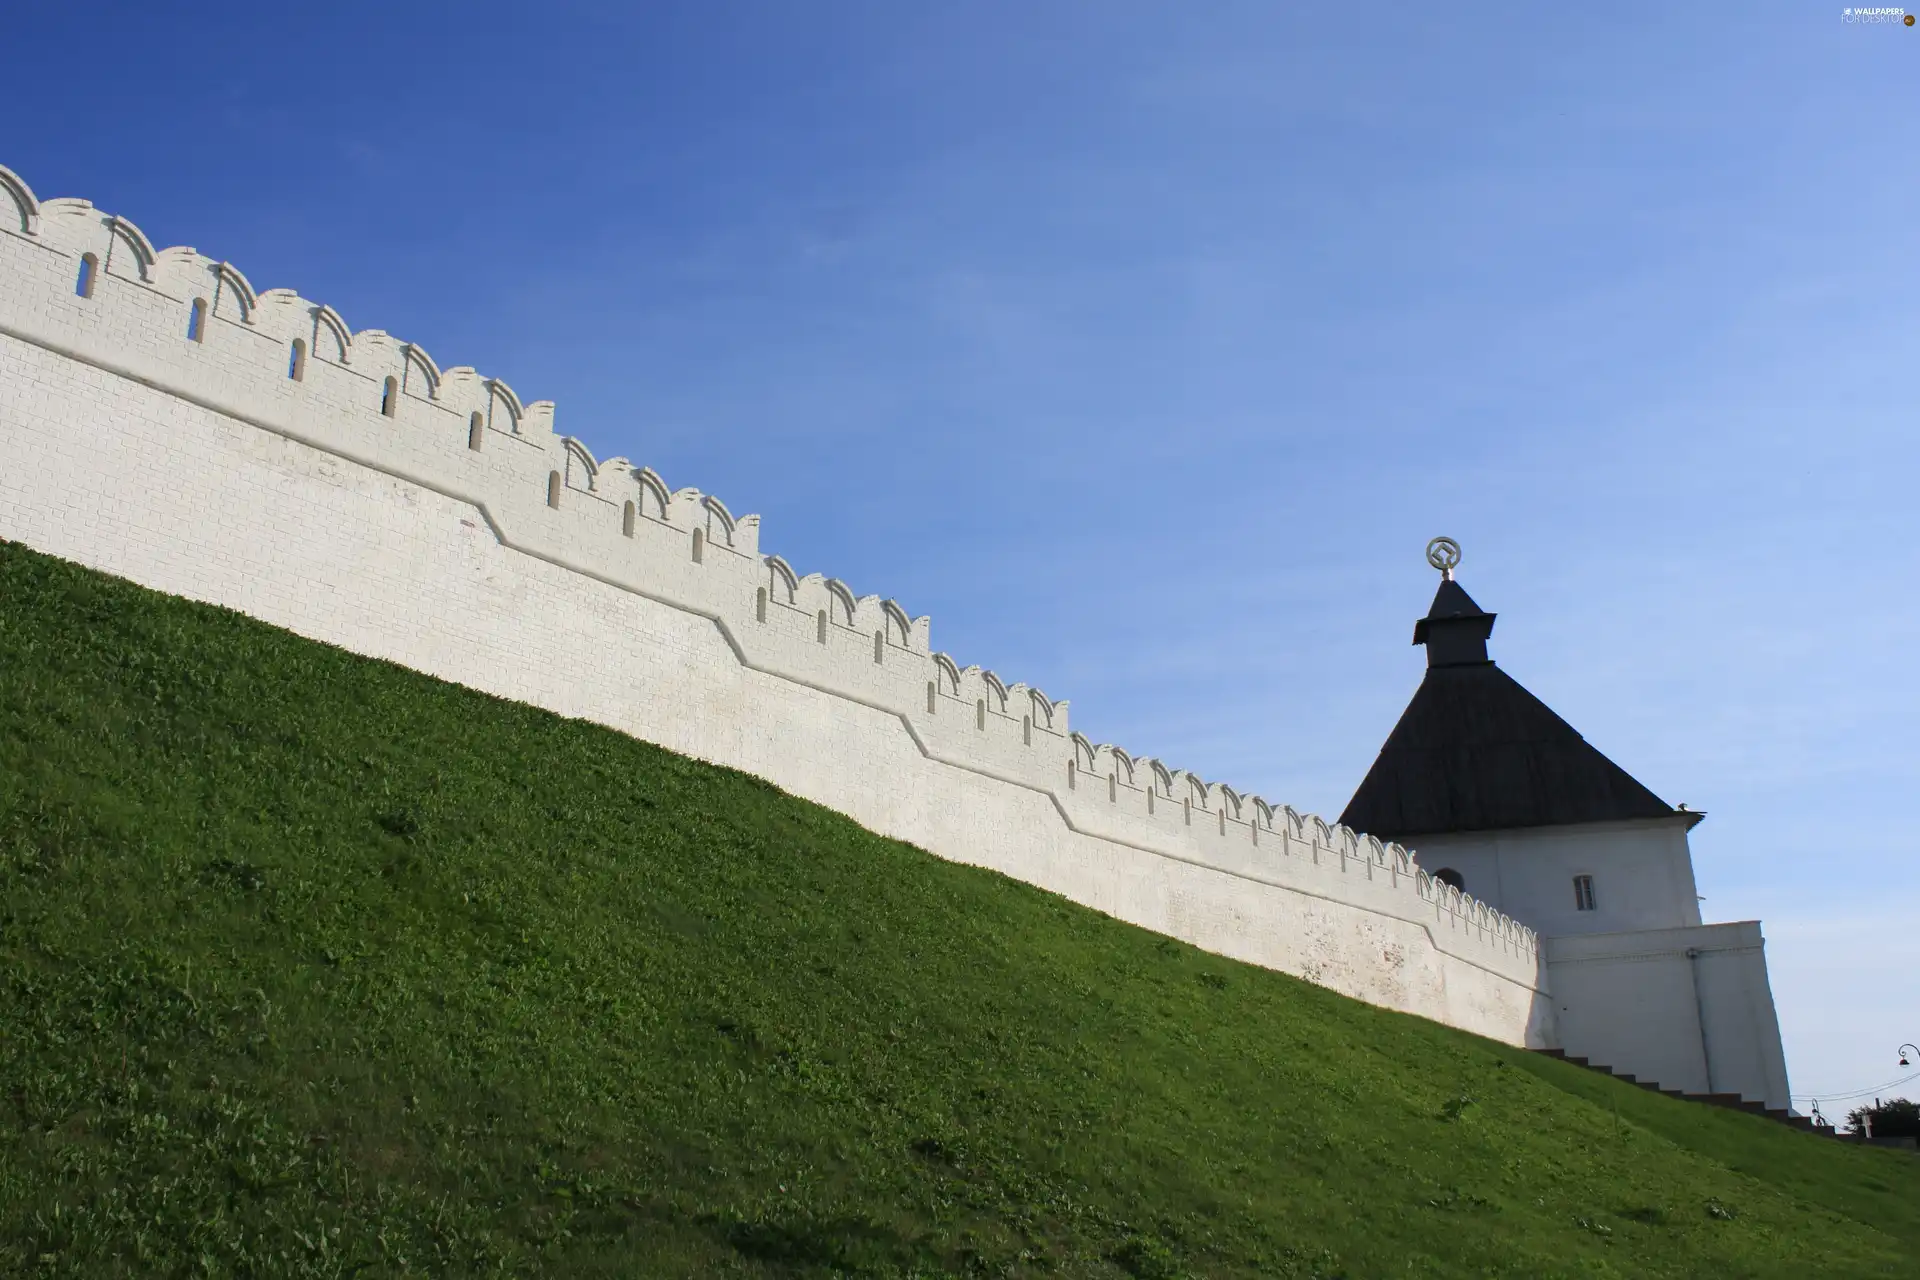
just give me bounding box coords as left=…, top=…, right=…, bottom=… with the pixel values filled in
left=1529, top=1049, right=1822, bottom=1134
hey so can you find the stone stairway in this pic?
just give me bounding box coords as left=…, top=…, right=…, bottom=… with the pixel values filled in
left=1533, top=1048, right=1834, bottom=1135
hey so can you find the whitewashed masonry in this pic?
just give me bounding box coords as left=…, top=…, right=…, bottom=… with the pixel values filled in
left=0, top=163, right=1552, bottom=1046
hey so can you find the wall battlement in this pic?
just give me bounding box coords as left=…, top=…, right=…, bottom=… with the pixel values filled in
left=0, top=163, right=1547, bottom=1043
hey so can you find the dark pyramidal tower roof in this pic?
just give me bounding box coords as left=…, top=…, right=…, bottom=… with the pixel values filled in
left=1338, top=572, right=1676, bottom=841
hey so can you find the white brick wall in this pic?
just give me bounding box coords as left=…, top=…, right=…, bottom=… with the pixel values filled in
left=0, top=162, right=1552, bottom=1047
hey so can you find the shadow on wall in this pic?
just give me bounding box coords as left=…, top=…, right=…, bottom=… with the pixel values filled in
left=1528, top=988, right=1559, bottom=1050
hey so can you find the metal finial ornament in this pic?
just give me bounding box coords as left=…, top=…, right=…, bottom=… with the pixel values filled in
left=1425, top=537, right=1462, bottom=581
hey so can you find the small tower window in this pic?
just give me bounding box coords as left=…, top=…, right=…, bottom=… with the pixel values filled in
left=381, top=376, right=398, bottom=417
left=1183, top=798, right=1192, bottom=826
left=1434, top=868, right=1465, bottom=893
left=1108, top=773, right=1117, bottom=803
left=547, top=470, right=562, bottom=508
left=976, top=699, right=986, bottom=731
left=926, top=681, right=936, bottom=714
left=187, top=298, right=207, bottom=343
left=469, top=412, right=485, bottom=452
left=288, top=339, right=307, bottom=382
left=1022, top=715, right=1031, bottom=745
left=756, top=587, right=768, bottom=622
left=1218, top=808, right=1226, bottom=836
left=692, top=528, right=705, bottom=564
left=1573, top=874, right=1597, bottom=912
left=816, top=610, right=828, bottom=644
left=76, top=253, right=97, bottom=299
left=1067, top=759, right=1077, bottom=790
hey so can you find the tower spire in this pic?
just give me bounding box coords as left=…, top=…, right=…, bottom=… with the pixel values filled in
left=1341, top=539, right=1678, bottom=838
left=1414, top=537, right=1495, bottom=667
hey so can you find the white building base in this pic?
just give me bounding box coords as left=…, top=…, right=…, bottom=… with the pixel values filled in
left=1547, top=922, right=1791, bottom=1111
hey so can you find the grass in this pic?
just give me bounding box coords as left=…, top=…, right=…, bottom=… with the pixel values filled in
left=0, top=535, right=1915, bottom=1278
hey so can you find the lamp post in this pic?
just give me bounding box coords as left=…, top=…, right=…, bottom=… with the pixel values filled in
left=1899, top=1043, right=1919, bottom=1067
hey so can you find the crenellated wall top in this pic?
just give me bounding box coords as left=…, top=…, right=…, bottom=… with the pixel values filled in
left=0, top=162, right=1538, bottom=960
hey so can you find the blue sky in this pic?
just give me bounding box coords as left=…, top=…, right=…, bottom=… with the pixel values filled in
left=5, top=2, right=1915, bottom=1112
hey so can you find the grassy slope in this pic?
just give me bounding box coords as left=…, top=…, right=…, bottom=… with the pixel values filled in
left=0, top=537, right=1914, bottom=1280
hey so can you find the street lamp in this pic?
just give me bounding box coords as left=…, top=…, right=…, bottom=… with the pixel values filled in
left=1899, top=1044, right=1918, bottom=1067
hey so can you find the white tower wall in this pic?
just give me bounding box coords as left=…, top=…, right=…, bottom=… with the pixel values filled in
left=1407, top=817, right=1704, bottom=937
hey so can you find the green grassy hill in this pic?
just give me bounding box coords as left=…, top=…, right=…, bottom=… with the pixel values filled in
left=0, top=537, right=1914, bottom=1279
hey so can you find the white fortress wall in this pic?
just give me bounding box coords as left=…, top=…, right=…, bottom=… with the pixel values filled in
left=0, top=164, right=1551, bottom=1047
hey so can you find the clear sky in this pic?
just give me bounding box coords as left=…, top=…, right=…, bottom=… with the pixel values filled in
left=4, top=2, right=1915, bottom=1115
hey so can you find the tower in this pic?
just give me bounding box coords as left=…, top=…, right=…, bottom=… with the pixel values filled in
left=1341, top=540, right=1792, bottom=1110
left=1340, top=541, right=1703, bottom=937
